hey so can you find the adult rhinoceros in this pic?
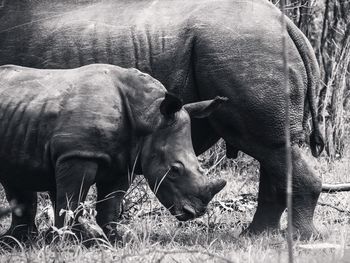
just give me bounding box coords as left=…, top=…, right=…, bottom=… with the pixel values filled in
left=0, top=64, right=226, bottom=241
left=0, top=0, right=324, bottom=239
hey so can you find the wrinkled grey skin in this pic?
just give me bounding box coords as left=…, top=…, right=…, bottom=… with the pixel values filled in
left=0, top=0, right=324, bottom=239
left=0, top=64, right=226, bottom=241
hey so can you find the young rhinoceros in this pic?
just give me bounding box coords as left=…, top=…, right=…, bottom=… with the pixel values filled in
left=0, top=64, right=226, bottom=241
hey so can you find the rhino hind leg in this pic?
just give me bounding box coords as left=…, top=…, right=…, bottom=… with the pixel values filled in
left=53, top=158, right=98, bottom=237
left=289, top=146, right=322, bottom=239
left=2, top=187, right=38, bottom=242
left=245, top=145, right=322, bottom=240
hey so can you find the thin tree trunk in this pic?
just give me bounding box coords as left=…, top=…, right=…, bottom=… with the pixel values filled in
left=270, top=0, right=350, bottom=158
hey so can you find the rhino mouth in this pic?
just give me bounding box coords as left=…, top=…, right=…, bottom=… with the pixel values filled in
left=182, top=204, right=197, bottom=219
left=173, top=204, right=206, bottom=221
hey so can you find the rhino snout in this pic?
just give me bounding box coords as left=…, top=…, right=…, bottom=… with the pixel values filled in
left=174, top=178, right=226, bottom=221
left=175, top=203, right=204, bottom=221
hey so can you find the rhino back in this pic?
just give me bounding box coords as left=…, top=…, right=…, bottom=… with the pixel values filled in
left=0, top=0, right=311, bottom=145
left=0, top=0, right=200, bottom=98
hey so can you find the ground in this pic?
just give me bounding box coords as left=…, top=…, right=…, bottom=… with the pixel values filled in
left=0, top=140, right=349, bottom=262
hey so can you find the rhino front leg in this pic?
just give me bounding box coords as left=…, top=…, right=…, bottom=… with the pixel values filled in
left=95, top=177, right=129, bottom=240
left=2, top=187, right=38, bottom=242
left=242, top=166, right=286, bottom=236
left=54, top=158, right=97, bottom=234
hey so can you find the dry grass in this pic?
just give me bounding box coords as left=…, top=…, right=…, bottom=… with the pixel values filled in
left=0, top=140, right=350, bottom=262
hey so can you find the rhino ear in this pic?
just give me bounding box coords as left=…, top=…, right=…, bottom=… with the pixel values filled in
left=160, top=92, right=183, bottom=117
left=184, top=96, right=228, bottom=118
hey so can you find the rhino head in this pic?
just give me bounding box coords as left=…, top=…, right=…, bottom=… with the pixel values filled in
left=141, top=93, right=227, bottom=221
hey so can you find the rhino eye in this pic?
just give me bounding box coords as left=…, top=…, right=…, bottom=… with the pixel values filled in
left=169, top=162, right=184, bottom=177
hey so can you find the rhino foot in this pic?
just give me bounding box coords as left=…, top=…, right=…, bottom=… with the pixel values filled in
left=0, top=225, right=38, bottom=248
left=43, top=222, right=110, bottom=247
left=285, top=223, right=324, bottom=241
left=240, top=225, right=281, bottom=239
left=280, top=228, right=324, bottom=241
left=241, top=224, right=323, bottom=241
left=100, top=224, right=124, bottom=245
left=43, top=225, right=90, bottom=244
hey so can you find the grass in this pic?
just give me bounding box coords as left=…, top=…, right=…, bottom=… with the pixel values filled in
left=0, top=141, right=350, bottom=262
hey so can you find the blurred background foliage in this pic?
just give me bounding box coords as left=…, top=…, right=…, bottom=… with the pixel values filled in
left=270, top=0, right=350, bottom=159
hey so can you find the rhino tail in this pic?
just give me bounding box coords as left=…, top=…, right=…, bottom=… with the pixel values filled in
left=286, top=18, right=324, bottom=157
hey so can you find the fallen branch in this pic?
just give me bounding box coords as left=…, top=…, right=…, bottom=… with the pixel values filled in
left=137, top=206, right=166, bottom=218
left=317, top=201, right=350, bottom=214
left=322, top=183, right=350, bottom=193
left=119, top=247, right=235, bottom=263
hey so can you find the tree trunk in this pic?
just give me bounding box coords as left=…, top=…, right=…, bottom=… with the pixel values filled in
left=270, top=0, right=350, bottom=158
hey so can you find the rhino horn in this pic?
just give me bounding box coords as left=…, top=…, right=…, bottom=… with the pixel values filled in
left=209, top=179, right=227, bottom=197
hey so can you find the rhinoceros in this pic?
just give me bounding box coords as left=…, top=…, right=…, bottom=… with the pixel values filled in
left=0, top=64, right=227, bottom=241
left=0, top=0, right=325, bottom=239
